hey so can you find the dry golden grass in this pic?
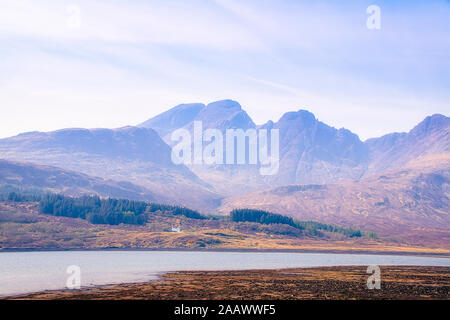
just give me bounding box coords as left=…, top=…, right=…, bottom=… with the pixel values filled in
left=1, top=201, right=449, bottom=254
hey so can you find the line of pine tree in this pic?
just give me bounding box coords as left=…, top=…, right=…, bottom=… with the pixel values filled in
left=230, top=208, right=374, bottom=238
left=230, top=208, right=297, bottom=228
left=38, top=194, right=207, bottom=225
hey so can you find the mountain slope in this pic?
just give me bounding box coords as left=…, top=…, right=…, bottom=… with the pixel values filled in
left=140, top=99, right=255, bottom=142
left=140, top=100, right=449, bottom=199
left=140, top=100, right=371, bottom=194
left=190, top=99, right=256, bottom=132
left=141, top=100, right=263, bottom=195
left=139, top=103, right=205, bottom=138
left=0, top=126, right=220, bottom=210
left=220, top=155, right=450, bottom=247
left=181, top=100, right=262, bottom=195
left=1, top=100, right=447, bottom=212
left=365, top=114, right=450, bottom=175
left=262, top=109, right=369, bottom=185
left=0, top=159, right=161, bottom=201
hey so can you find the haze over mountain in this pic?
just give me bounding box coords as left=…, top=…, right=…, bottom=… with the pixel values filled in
left=366, top=114, right=450, bottom=175
left=0, top=99, right=448, bottom=226
left=140, top=99, right=256, bottom=142
left=141, top=100, right=450, bottom=246
left=0, top=126, right=220, bottom=210
left=140, top=100, right=264, bottom=195
left=260, top=109, right=369, bottom=185
left=139, top=103, right=205, bottom=139
left=139, top=100, right=375, bottom=194
left=221, top=154, right=450, bottom=247
left=141, top=100, right=448, bottom=190
left=215, top=109, right=449, bottom=247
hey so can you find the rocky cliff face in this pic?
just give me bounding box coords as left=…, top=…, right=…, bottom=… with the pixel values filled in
left=261, top=109, right=369, bottom=185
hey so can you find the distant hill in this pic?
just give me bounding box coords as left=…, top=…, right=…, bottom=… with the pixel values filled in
left=0, top=159, right=160, bottom=201
left=0, top=126, right=220, bottom=210
left=0, top=126, right=175, bottom=163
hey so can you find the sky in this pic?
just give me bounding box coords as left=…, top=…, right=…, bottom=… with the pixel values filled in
left=0, top=0, right=449, bottom=140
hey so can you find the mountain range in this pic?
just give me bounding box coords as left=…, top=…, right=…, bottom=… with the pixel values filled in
left=142, top=100, right=449, bottom=193
left=0, top=99, right=448, bottom=245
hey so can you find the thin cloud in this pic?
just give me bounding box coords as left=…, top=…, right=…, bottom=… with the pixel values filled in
left=0, top=0, right=449, bottom=140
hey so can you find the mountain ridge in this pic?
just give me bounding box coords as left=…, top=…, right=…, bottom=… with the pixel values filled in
left=141, top=100, right=449, bottom=187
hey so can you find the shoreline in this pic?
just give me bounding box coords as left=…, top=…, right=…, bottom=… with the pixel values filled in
left=9, top=265, right=450, bottom=300
left=1, top=247, right=450, bottom=257
left=1, top=272, right=166, bottom=300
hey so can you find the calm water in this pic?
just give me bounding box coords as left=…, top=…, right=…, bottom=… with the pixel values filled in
left=0, top=250, right=449, bottom=297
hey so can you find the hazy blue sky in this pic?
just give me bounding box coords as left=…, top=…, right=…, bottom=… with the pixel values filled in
left=1, top=0, right=449, bottom=140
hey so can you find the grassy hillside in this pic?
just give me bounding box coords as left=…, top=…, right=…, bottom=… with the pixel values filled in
left=1, top=200, right=448, bottom=254
left=221, top=155, right=450, bottom=248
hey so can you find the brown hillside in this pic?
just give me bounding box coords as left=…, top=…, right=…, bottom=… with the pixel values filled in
left=221, top=155, right=450, bottom=248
